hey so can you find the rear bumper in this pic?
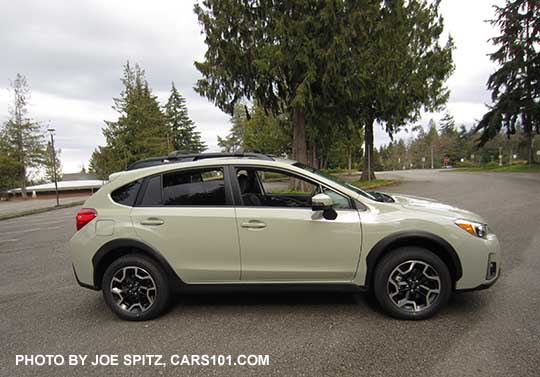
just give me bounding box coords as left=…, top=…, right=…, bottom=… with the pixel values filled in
left=72, top=264, right=99, bottom=291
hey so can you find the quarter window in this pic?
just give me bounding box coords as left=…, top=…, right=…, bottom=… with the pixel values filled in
left=162, top=168, right=225, bottom=206
left=110, top=180, right=142, bottom=206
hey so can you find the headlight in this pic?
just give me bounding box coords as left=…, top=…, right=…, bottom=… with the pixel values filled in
left=455, top=219, right=488, bottom=239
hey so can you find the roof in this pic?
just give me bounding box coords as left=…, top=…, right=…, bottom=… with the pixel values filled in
left=8, top=180, right=106, bottom=194
left=126, top=151, right=277, bottom=171
left=62, top=172, right=97, bottom=181
left=107, top=156, right=297, bottom=184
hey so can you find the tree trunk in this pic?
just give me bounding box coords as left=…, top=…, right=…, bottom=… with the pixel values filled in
left=292, top=107, right=308, bottom=164
left=347, top=147, right=352, bottom=175
left=307, top=144, right=313, bottom=167
left=528, top=131, right=533, bottom=166
left=20, top=165, right=27, bottom=198
left=361, top=118, right=376, bottom=181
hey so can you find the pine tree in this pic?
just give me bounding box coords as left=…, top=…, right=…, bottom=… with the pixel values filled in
left=439, top=113, right=460, bottom=164
left=476, top=0, right=540, bottom=164
left=44, top=141, right=62, bottom=182
left=164, top=83, right=206, bottom=153
left=217, top=104, right=246, bottom=153
left=242, top=104, right=291, bottom=156
left=91, top=62, right=168, bottom=175
left=194, top=1, right=369, bottom=166
left=1, top=74, right=45, bottom=197
left=88, top=146, right=115, bottom=180
left=439, top=112, right=457, bottom=136
left=193, top=1, right=454, bottom=179
left=0, top=130, right=19, bottom=193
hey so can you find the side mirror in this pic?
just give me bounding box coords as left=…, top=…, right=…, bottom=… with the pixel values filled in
left=312, top=193, right=338, bottom=220
left=312, top=193, right=334, bottom=210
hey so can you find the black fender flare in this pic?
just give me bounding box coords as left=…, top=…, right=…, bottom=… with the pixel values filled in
left=92, top=238, right=184, bottom=289
left=364, top=231, right=463, bottom=289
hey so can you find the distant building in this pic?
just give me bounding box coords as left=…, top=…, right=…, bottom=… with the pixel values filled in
left=8, top=178, right=106, bottom=199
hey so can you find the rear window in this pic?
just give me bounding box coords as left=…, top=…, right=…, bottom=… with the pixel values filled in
left=110, top=180, right=142, bottom=206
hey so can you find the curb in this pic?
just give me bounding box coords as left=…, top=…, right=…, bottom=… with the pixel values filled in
left=0, top=200, right=85, bottom=221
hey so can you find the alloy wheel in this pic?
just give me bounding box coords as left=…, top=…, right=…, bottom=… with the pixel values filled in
left=387, top=260, right=441, bottom=313
left=110, top=266, right=157, bottom=313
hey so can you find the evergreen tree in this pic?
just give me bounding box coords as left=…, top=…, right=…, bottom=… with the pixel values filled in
left=439, top=112, right=457, bottom=136
left=242, top=105, right=291, bottom=156
left=0, top=130, right=19, bottom=193
left=1, top=74, right=45, bottom=197
left=355, top=1, right=454, bottom=180
left=90, top=62, right=168, bottom=175
left=439, top=112, right=460, bottom=163
left=164, top=82, right=206, bottom=153
left=88, top=146, right=115, bottom=180
left=194, top=1, right=370, bottom=165
left=217, top=104, right=246, bottom=153
left=476, top=0, right=540, bottom=164
left=217, top=103, right=292, bottom=156
left=44, top=141, right=62, bottom=182
left=193, top=1, right=453, bottom=179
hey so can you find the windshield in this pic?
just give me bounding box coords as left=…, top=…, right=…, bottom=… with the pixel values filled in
left=293, top=162, right=376, bottom=200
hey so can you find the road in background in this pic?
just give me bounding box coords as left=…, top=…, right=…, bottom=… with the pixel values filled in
left=1, top=170, right=539, bottom=377
left=0, top=196, right=89, bottom=218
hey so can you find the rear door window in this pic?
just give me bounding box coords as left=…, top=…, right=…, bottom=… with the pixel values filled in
left=140, top=175, right=162, bottom=206
left=162, top=168, right=226, bottom=206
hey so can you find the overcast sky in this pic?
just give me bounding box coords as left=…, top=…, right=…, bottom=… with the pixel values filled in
left=0, top=0, right=503, bottom=173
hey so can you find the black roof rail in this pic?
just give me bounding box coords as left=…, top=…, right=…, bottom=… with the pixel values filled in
left=126, top=150, right=275, bottom=171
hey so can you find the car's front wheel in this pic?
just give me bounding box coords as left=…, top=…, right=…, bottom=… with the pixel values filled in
left=102, top=254, right=171, bottom=321
left=373, top=247, right=452, bottom=320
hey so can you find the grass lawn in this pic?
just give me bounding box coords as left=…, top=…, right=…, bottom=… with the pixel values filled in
left=349, top=179, right=398, bottom=190
left=450, top=164, right=540, bottom=173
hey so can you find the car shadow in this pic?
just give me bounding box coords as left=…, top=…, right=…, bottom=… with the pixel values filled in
left=172, top=290, right=365, bottom=307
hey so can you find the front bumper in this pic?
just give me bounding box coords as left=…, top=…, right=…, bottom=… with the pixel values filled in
left=455, top=267, right=500, bottom=292
left=454, top=233, right=501, bottom=290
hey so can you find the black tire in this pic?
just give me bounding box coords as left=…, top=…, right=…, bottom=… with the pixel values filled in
left=373, top=247, right=452, bottom=320
left=102, top=254, right=171, bottom=321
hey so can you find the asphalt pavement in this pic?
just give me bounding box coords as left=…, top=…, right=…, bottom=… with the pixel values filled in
left=1, top=169, right=539, bottom=377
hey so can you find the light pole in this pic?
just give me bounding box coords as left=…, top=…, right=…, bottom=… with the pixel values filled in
left=47, top=128, right=60, bottom=206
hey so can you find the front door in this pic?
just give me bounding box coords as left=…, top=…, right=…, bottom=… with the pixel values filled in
left=130, top=166, right=241, bottom=283
left=232, top=166, right=362, bottom=282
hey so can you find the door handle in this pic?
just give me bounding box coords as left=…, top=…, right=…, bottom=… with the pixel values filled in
left=241, top=220, right=267, bottom=229
left=140, top=218, right=165, bottom=226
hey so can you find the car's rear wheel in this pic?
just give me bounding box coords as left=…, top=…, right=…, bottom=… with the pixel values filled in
left=102, top=254, right=171, bottom=321
left=373, top=247, right=451, bottom=320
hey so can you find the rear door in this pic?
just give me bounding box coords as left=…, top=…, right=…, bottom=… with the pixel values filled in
left=232, top=166, right=362, bottom=282
left=130, top=166, right=241, bottom=283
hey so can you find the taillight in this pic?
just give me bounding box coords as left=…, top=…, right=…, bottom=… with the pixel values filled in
left=76, top=208, right=97, bottom=230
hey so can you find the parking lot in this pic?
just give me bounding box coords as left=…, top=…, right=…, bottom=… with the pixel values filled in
left=1, top=169, right=539, bottom=377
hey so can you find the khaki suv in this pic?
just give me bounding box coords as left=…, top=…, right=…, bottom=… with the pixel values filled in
left=70, top=152, right=500, bottom=321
